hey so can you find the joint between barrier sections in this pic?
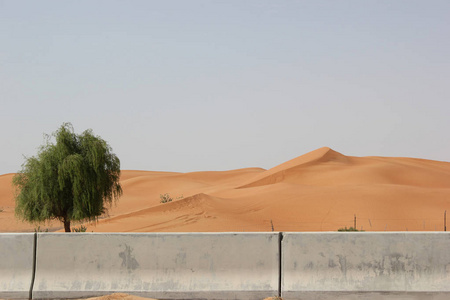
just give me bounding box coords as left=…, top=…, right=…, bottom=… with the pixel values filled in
left=278, top=232, right=283, bottom=298
left=29, top=232, right=37, bottom=300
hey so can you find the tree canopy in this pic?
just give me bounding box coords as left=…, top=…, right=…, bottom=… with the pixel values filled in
left=13, top=123, right=122, bottom=232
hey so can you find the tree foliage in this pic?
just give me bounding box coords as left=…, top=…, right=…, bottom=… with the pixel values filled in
left=13, top=123, right=122, bottom=232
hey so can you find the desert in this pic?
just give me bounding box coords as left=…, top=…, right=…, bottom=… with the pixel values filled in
left=1, top=147, right=449, bottom=233
left=2, top=2, right=449, bottom=299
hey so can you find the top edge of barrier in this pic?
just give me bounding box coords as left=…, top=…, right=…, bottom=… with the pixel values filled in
left=0, top=232, right=36, bottom=235
left=32, top=231, right=450, bottom=234
left=282, top=231, right=450, bottom=235
left=1, top=231, right=444, bottom=236
left=35, top=231, right=281, bottom=235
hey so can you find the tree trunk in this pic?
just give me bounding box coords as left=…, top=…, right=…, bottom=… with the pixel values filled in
left=64, top=219, right=71, bottom=232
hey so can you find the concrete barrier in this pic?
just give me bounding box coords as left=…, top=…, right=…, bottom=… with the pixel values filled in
left=4, top=232, right=450, bottom=299
left=0, top=233, right=35, bottom=300
left=281, top=232, right=450, bottom=300
left=32, top=232, right=280, bottom=300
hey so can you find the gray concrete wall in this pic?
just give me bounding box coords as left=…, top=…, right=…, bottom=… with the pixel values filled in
left=0, top=233, right=35, bottom=300
left=2, top=232, right=450, bottom=300
left=282, top=232, right=450, bottom=300
left=32, top=233, right=280, bottom=300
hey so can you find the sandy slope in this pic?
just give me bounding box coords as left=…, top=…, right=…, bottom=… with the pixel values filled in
left=1, top=147, right=450, bottom=232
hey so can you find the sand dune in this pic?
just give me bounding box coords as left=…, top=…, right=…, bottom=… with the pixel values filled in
left=240, top=147, right=450, bottom=188
left=1, top=147, right=449, bottom=233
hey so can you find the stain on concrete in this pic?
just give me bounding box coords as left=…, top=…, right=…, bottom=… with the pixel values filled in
left=305, top=261, right=314, bottom=270
left=119, top=245, right=139, bottom=272
left=328, top=259, right=337, bottom=268
left=337, top=255, right=347, bottom=277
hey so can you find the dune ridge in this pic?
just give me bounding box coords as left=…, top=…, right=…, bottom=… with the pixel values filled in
left=238, top=147, right=351, bottom=188
left=1, top=147, right=449, bottom=232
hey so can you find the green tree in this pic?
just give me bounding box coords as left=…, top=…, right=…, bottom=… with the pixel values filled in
left=13, top=123, right=122, bottom=232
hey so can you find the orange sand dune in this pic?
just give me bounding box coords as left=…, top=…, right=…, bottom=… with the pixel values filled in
left=1, top=147, right=450, bottom=233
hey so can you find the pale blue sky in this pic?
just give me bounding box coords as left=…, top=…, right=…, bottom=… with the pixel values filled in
left=1, top=0, right=449, bottom=174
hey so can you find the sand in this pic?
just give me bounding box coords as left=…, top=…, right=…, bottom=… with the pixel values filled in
left=1, top=147, right=450, bottom=233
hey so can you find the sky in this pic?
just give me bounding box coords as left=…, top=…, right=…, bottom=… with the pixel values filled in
left=1, top=0, right=449, bottom=174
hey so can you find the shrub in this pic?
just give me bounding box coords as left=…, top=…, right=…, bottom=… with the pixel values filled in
left=160, top=193, right=173, bottom=203
left=73, top=225, right=87, bottom=232
left=338, top=226, right=364, bottom=232
left=34, top=226, right=49, bottom=232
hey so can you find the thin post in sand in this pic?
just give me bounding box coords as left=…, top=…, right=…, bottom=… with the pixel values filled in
left=445, top=210, right=447, bottom=232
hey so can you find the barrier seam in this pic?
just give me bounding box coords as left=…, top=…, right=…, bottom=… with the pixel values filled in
left=28, top=232, right=37, bottom=300
left=278, top=232, right=283, bottom=298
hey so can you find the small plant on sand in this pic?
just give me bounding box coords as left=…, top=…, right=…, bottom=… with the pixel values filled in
left=338, top=226, right=364, bottom=232
left=160, top=193, right=173, bottom=203
left=34, top=226, right=49, bottom=232
left=73, top=225, right=87, bottom=232
left=0, top=209, right=3, bottom=212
